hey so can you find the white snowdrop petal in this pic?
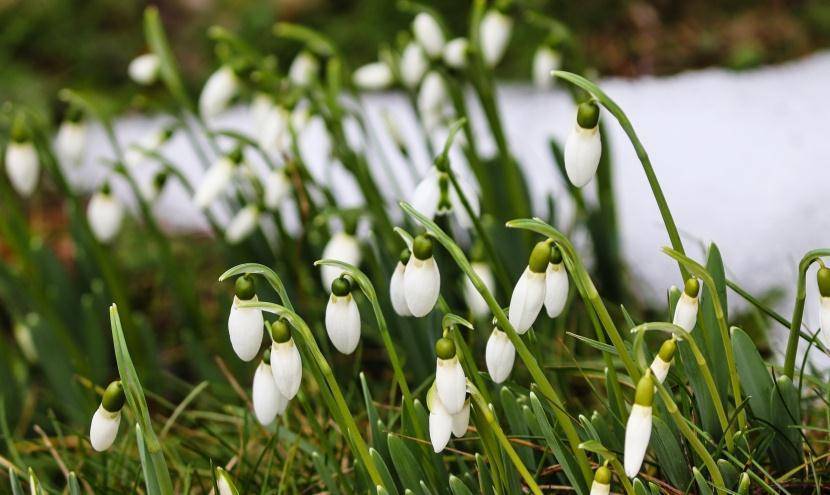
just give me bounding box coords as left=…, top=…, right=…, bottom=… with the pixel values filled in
left=353, top=62, right=393, bottom=90
left=390, top=262, right=412, bottom=316
left=450, top=175, right=480, bottom=229
left=564, top=124, right=602, bottom=188
left=258, top=106, right=289, bottom=155
left=199, top=66, right=239, bottom=118
left=400, top=42, right=428, bottom=88
left=413, top=13, right=445, bottom=58
left=228, top=296, right=265, bottom=361
left=264, top=170, right=291, bottom=210
left=672, top=293, right=699, bottom=334
left=411, top=168, right=441, bottom=221
left=325, top=294, right=362, bottom=354
left=5, top=142, right=40, bottom=197
left=87, top=192, right=125, bottom=244
left=820, top=297, right=830, bottom=350
left=404, top=256, right=441, bottom=317
left=650, top=356, right=672, bottom=384
left=508, top=268, right=546, bottom=334
left=128, top=53, right=160, bottom=85
left=194, top=158, right=234, bottom=209
left=90, top=406, right=121, bottom=452
left=289, top=52, right=318, bottom=87
left=624, top=404, right=652, bottom=478
left=429, top=408, right=453, bottom=453
left=443, top=38, right=469, bottom=69
left=271, top=340, right=302, bottom=399
left=435, top=357, right=466, bottom=414
left=451, top=401, right=470, bottom=437
left=590, top=481, right=611, bottom=495
left=485, top=329, right=516, bottom=384
left=464, top=262, right=494, bottom=319
left=321, top=233, right=362, bottom=290
left=56, top=121, right=86, bottom=164
left=480, top=10, right=512, bottom=67
left=418, top=72, right=448, bottom=117
left=226, top=205, right=260, bottom=244
left=544, top=263, right=569, bottom=318
left=253, top=362, right=284, bottom=425
left=533, top=47, right=561, bottom=89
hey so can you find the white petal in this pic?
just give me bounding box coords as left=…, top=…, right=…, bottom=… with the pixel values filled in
left=5, top=142, right=39, bottom=197
left=411, top=169, right=441, bottom=221
left=443, top=38, right=469, bottom=69
left=413, top=13, right=445, bottom=58
left=672, top=293, right=699, bottom=334
left=533, top=47, right=561, bottom=89
left=820, top=297, right=830, bottom=350
left=128, top=53, right=160, bottom=85
left=325, top=294, right=362, bottom=354
left=418, top=72, right=448, bottom=117
left=87, top=192, right=124, bottom=244
left=624, top=404, right=652, bottom=478
left=390, top=262, right=412, bottom=316
left=55, top=121, right=86, bottom=164
left=253, top=362, right=288, bottom=425
left=544, top=263, right=569, bottom=318
left=228, top=296, right=264, bottom=361
left=480, top=10, right=512, bottom=67
left=271, top=339, right=302, bottom=399
left=508, top=268, right=546, bottom=334
left=199, top=66, right=239, bottom=118
left=485, top=328, right=515, bottom=384
left=404, top=256, right=441, bottom=317
left=451, top=401, right=470, bottom=437
left=216, top=471, right=238, bottom=495
left=321, top=233, right=362, bottom=290
left=450, top=175, right=479, bottom=229
left=464, top=262, right=494, bottom=319
left=429, top=407, right=453, bottom=453
left=226, top=205, right=260, bottom=244
left=264, top=170, right=291, bottom=210
left=288, top=52, right=319, bottom=87
left=194, top=158, right=234, bottom=209
left=353, top=62, right=393, bottom=90
left=90, top=406, right=121, bottom=452
left=250, top=93, right=275, bottom=129
left=400, top=42, right=428, bottom=88
left=435, top=357, right=466, bottom=414
left=258, top=106, right=289, bottom=155
left=564, top=124, right=602, bottom=188
left=590, top=481, right=611, bottom=495
left=650, top=356, right=671, bottom=384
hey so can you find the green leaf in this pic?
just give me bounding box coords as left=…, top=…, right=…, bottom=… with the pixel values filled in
left=311, top=453, right=341, bottom=495
left=701, top=243, right=730, bottom=400
left=768, top=376, right=802, bottom=470
left=632, top=478, right=650, bottom=495
left=717, top=460, right=739, bottom=490
left=9, top=468, right=24, bottom=495
left=67, top=472, right=81, bottom=495
left=731, top=326, right=772, bottom=421
left=650, top=416, right=691, bottom=489
left=449, top=475, right=475, bottom=495
left=370, top=448, right=400, bottom=495
left=499, top=388, right=535, bottom=471
left=528, top=393, right=589, bottom=495
left=475, top=454, right=495, bottom=495
left=388, top=435, right=425, bottom=491
left=137, top=424, right=163, bottom=495
left=692, top=467, right=714, bottom=495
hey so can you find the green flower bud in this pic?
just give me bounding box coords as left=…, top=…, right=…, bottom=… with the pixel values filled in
left=331, top=275, right=352, bottom=297
left=576, top=101, right=600, bottom=129
left=271, top=319, right=291, bottom=343
left=657, top=338, right=677, bottom=362
left=818, top=267, right=830, bottom=297
left=593, top=465, right=611, bottom=485
left=634, top=372, right=654, bottom=406
left=435, top=337, right=456, bottom=360
left=549, top=244, right=563, bottom=265
left=683, top=278, right=700, bottom=298
left=399, top=248, right=411, bottom=265
left=101, top=381, right=125, bottom=413
left=528, top=241, right=551, bottom=273
left=413, top=234, right=434, bottom=261
left=235, top=274, right=256, bottom=300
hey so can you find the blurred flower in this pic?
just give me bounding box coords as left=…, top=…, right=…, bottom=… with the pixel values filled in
left=400, top=42, right=428, bottom=89
left=434, top=337, right=466, bottom=414
left=321, top=232, right=362, bottom=290
left=288, top=51, right=319, bottom=87
left=509, top=242, right=550, bottom=333
left=55, top=118, right=86, bottom=165
left=544, top=246, right=568, bottom=318
left=464, top=262, right=494, bottom=319
left=199, top=66, right=239, bottom=118
left=624, top=373, right=654, bottom=478
left=533, top=46, right=561, bottom=89
left=128, top=53, right=160, bottom=85
left=480, top=10, right=512, bottom=67
left=564, top=101, right=602, bottom=188
left=673, top=278, right=700, bottom=335
left=411, top=166, right=479, bottom=229
left=227, top=275, right=264, bottom=361
left=417, top=71, right=449, bottom=131
left=90, top=381, right=124, bottom=452
left=194, top=151, right=239, bottom=209
left=270, top=320, right=302, bottom=400
left=264, top=169, right=291, bottom=210
left=87, top=184, right=124, bottom=244
left=404, top=235, right=441, bottom=317
left=124, top=126, right=173, bottom=168
left=443, top=38, right=469, bottom=69
left=325, top=275, right=361, bottom=354
left=252, top=351, right=289, bottom=426
left=226, top=205, right=260, bottom=244
left=485, top=327, right=515, bottom=383
left=413, top=12, right=445, bottom=59
left=5, top=125, right=39, bottom=197
left=353, top=61, right=393, bottom=90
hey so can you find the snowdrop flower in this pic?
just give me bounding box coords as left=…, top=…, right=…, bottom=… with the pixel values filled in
left=270, top=320, right=302, bottom=400
left=413, top=12, right=445, bottom=59
left=480, top=10, right=512, bottom=67
left=590, top=465, right=612, bottom=495
left=464, top=261, right=494, bottom=319
left=673, top=278, right=700, bottom=335
left=87, top=184, right=124, bottom=244
left=250, top=93, right=275, bottom=129
left=434, top=337, right=466, bottom=414
left=411, top=163, right=480, bottom=229
left=509, top=242, right=551, bottom=334
left=426, top=382, right=470, bottom=453
left=264, top=169, right=291, bottom=210
left=564, top=101, right=602, bottom=188
left=226, top=205, right=260, bottom=244
left=417, top=72, right=449, bottom=130
left=485, top=326, right=515, bottom=383
left=624, top=372, right=654, bottom=478
left=443, top=38, right=469, bottom=69
left=227, top=275, right=264, bottom=361
left=650, top=338, right=677, bottom=384
left=194, top=150, right=241, bottom=209
left=353, top=61, right=393, bottom=90
left=89, top=381, right=125, bottom=452
left=55, top=115, right=86, bottom=165
left=128, top=53, right=160, bottom=85
left=215, top=467, right=240, bottom=495
left=533, top=46, right=561, bottom=89
left=544, top=246, right=569, bottom=318
left=124, top=126, right=174, bottom=168
left=321, top=232, right=362, bottom=290
left=400, top=42, right=428, bottom=89
left=199, top=66, right=239, bottom=118
left=390, top=249, right=412, bottom=317
left=819, top=267, right=830, bottom=349
left=325, top=275, right=361, bottom=354
left=252, top=350, right=289, bottom=426
left=257, top=105, right=289, bottom=155
left=288, top=51, right=319, bottom=87
left=5, top=124, right=39, bottom=197
left=404, top=235, right=441, bottom=317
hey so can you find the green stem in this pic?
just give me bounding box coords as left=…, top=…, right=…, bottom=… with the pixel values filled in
left=783, top=249, right=830, bottom=378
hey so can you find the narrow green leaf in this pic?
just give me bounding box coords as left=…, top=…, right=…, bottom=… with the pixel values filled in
left=692, top=467, right=714, bottom=495
left=449, top=475, right=475, bottom=495
left=527, top=393, right=588, bottom=495
left=650, top=416, right=691, bottom=489
left=370, top=448, right=399, bottom=495
left=388, top=436, right=425, bottom=491
left=731, top=327, right=772, bottom=421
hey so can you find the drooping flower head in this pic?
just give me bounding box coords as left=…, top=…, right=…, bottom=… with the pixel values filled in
left=128, top=53, right=160, bottom=85
left=228, top=274, right=264, bottom=361
left=818, top=266, right=830, bottom=350
left=479, top=9, right=513, bottom=67
left=650, top=338, right=677, bottom=384
left=215, top=467, right=240, bottom=495
left=509, top=241, right=551, bottom=333
left=90, top=380, right=125, bottom=452
left=485, top=324, right=515, bottom=384
left=624, top=372, right=655, bottom=478
left=464, top=260, right=495, bottom=319
left=533, top=45, right=561, bottom=89
left=400, top=42, right=428, bottom=89
left=325, top=275, right=362, bottom=354
left=270, top=319, right=302, bottom=400
left=252, top=349, right=289, bottom=426
left=226, top=205, right=261, bottom=244
left=87, top=182, right=125, bottom=244
left=673, top=277, right=700, bottom=335
left=353, top=61, right=394, bottom=90
left=404, top=235, right=441, bottom=317
left=321, top=231, right=362, bottom=290
left=194, top=148, right=243, bottom=209
left=413, top=12, right=445, bottom=59
left=5, top=116, right=40, bottom=197
left=55, top=107, right=87, bottom=165
left=411, top=154, right=480, bottom=229
left=426, top=382, right=469, bottom=453
left=199, top=66, right=240, bottom=118
left=443, top=38, right=469, bottom=69
left=544, top=244, right=569, bottom=319
left=390, top=248, right=412, bottom=317
left=564, top=100, right=602, bottom=188
left=590, top=464, right=612, bottom=495
left=434, top=337, right=466, bottom=415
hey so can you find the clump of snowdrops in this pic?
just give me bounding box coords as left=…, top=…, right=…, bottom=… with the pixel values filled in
left=1, top=2, right=829, bottom=494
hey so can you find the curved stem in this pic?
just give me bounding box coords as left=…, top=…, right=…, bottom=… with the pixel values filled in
left=783, top=249, right=830, bottom=379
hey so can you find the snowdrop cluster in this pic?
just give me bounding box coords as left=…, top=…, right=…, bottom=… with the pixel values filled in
left=4, top=121, right=39, bottom=197
left=89, top=380, right=125, bottom=452
left=508, top=242, right=569, bottom=334
left=819, top=267, right=830, bottom=349
left=624, top=372, right=655, bottom=478
left=87, top=182, right=125, bottom=244
left=325, top=275, right=362, bottom=354
left=673, top=277, right=700, bottom=335
left=429, top=337, right=469, bottom=453
left=564, top=100, right=602, bottom=188
left=398, top=234, right=441, bottom=317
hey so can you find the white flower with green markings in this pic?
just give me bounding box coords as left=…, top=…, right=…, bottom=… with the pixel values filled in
left=485, top=326, right=515, bottom=383
left=590, top=465, right=612, bottom=495
left=390, top=249, right=412, bottom=317
left=533, top=46, right=561, bottom=89
left=90, top=381, right=125, bottom=452
left=544, top=245, right=569, bottom=318
left=404, top=235, right=441, bottom=317
left=270, top=320, right=302, bottom=400
left=199, top=66, right=239, bottom=118
left=55, top=116, right=86, bottom=165
left=509, top=241, right=551, bottom=333
left=479, top=10, right=512, bottom=67
left=565, top=100, right=602, bottom=188
left=87, top=184, right=125, bottom=244
left=650, top=338, right=677, bottom=384
left=227, top=275, right=264, bottom=362
left=5, top=123, right=39, bottom=197
left=413, top=12, right=445, bottom=59
left=673, top=278, right=700, bottom=335
left=325, top=275, right=361, bottom=354
left=434, top=337, right=466, bottom=414
left=252, top=350, right=289, bottom=426
left=128, top=53, right=160, bottom=85
left=321, top=232, right=362, bottom=291
left=819, top=267, right=830, bottom=349
left=624, top=372, right=654, bottom=478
